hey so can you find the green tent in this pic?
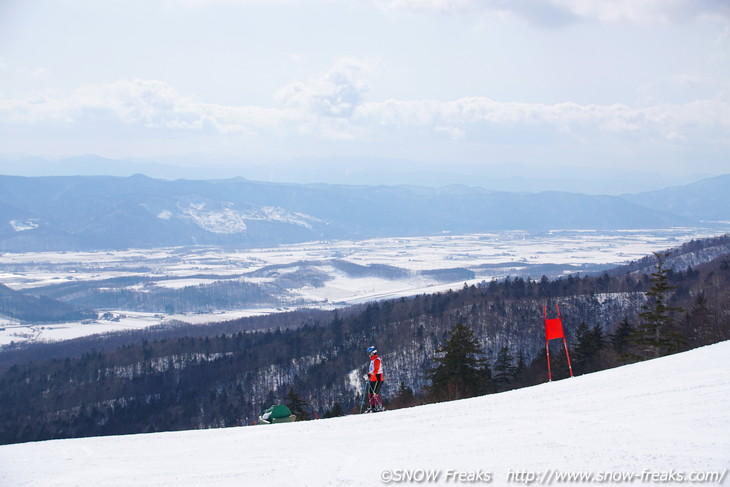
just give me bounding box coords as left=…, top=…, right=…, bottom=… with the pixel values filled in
left=258, top=404, right=296, bottom=424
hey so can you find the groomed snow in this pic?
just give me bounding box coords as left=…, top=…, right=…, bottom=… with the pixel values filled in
left=1, top=341, right=728, bottom=487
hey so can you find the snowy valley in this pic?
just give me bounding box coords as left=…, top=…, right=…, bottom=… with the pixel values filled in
left=2, top=227, right=729, bottom=346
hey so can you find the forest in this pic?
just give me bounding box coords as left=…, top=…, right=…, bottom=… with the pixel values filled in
left=1, top=236, right=729, bottom=445
left=0, top=283, right=96, bottom=323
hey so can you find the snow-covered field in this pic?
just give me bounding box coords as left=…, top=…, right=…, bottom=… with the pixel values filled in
left=1, top=341, right=728, bottom=487
left=1, top=227, right=728, bottom=345
left=0, top=309, right=283, bottom=347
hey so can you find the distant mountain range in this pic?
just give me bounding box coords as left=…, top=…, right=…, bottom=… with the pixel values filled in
left=0, top=173, right=728, bottom=251
left=624, top=176, right=730, bottom=221
left=0, top=154, right=714, bottom=194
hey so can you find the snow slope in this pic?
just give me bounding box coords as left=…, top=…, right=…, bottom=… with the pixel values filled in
left=2, top=342, right=729, bottom=487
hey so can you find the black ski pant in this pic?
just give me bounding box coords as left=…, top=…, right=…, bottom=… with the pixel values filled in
left=368, top=380, right=383, bottom=396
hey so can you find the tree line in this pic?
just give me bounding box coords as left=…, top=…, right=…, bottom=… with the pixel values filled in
left=400, top=251, right=729, bottom=408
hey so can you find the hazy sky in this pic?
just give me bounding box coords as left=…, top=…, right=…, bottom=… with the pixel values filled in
left=1, top=0, right=729, bottom=177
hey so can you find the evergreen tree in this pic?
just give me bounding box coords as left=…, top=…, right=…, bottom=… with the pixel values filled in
left=515, top=350, right=527, bottom=372
left=572, top=322, right=605, bottom=374
left=572, top=322, right=591, bottom=373
left=632, top=252, right=685, bottom=359
left=683, top=292, right=717, bottom=348
left=493, top=346, right=516, bottom=391
left=427, top=323, right=488, bottom=401
left=513, top=349, right=527, bottom=386
left=323, top=402, right=344, bottom=418
left=285, top=388, right=311, bottom=421
left=389, top=381, right=418, bottom=410
left=611, top=317, right=635, bottom=362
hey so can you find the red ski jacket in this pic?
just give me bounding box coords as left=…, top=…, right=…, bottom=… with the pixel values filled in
left=368, top=354, right=384, bottom=382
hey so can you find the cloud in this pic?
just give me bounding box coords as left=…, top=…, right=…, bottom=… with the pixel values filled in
left=374, top=0, right=477, bottom=14
left=377, top=0, right=575, bottom=26
left=77, top=79, right=191, bottom=128
left=153, top=0, right=730, bottom=22
left=354, top=96, right=730, bottom=147
left=275, top=58, right=381, bottom=118
left=160, top=0, right=346, bottom=9
left=161, top=0, right=298, bottom=7
left=550, top=0, right=730, bottom=23
left=0, top=63, right=50, bottom=80
left=374, top=0, right=730, bottom=24
left=2, top=70, right=728, bottom=152
left=0, top=79, right=282, bottom=135
left=434, top=125, right=466, bottom=141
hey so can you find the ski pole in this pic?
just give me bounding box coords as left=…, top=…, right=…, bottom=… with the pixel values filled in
left=359, top=379, right=370, bottom=413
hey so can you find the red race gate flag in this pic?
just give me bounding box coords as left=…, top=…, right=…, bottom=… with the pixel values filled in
left=544, top=307, right=565, bottom=340
left=544, top=304, right=574, bottom=381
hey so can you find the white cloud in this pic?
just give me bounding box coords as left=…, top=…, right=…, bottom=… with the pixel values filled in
left=354, top=96, right=730, bottom=147
left=162, top=0, right=298, bottom=6
left=0, top=63, right=50, bottom=80
left=160, top=0, right=347, bottom=9
left=374, top=0, right=730, bottom=23
left=276, top=58, right=381, bottom=118
left=374, top=0, right=478, bottom=14
left=551, top=0, right=730, bottom=23
left=77, top=79, right=188, bottom=128
left=0, top=79, right=283, bottom=135
left=434, top=125, right=466, bottom=141
left=1, top=69, right=728, bottom=152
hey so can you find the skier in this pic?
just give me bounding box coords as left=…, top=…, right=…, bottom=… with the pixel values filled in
left=365, top=346, right=384, bottom=412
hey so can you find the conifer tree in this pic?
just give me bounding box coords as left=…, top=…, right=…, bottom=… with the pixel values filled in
left=493, top=346, right=516, bottom=391
left=683, top=292, right=716, bottom=348
left=611, top=317, right=633, bottom=353
left=514, top=349, right=527, bottom=383
left=285, top=388, right=311, bottom=421
left=389, top=381, right=418, bottom=410
left=427, top=323, right=488, bottom=401
left=572, top=322, right=591, bottom=373
left=611, top=317, right=635, bottom=362
left=632, top=252, right=685, bottom=359
left=572, top=322, right=605, bottom=374
left=323, top=402, right=344, bottom=418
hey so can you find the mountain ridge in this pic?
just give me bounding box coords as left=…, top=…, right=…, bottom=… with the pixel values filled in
left=0, top=154, right=716, bottom=194
left=0, top=173, right=726, bottom=251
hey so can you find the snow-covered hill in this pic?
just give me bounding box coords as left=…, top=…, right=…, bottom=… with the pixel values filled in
left=2, top=342, right=729, bottom=487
